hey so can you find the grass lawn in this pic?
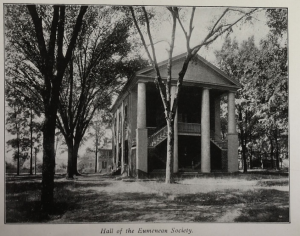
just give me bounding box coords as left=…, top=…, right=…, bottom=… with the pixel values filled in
left=5, top=172, right=289, bottom=223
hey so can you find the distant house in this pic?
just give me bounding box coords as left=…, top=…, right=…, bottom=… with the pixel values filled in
left=78, top=142, right=113, bottom=174
left=97, top=142, right=113, bottom=173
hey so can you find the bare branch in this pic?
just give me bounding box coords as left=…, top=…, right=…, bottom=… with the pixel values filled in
left=165, top=9, right=177, bottom=112
left=147, top=39, right=171, bottom=48
left=129, top=7, right=153, bottom=63
left=47, top=6, right=59, bottom=70
left=188, top=7, right=196, bottom=38
left=174, top=7, right=195, bottom=53
left=210, top=8, right=229, bottom=36
left=142, top=7, right=158, bottom=65
left=56, top=6, right=66, bottom=64
left=27, top=5, right=48, bottom=67
left=62, top=6, right=88, bottom=76
left=191, top=8, right=257, bottom=56
left=139, top=7, right=168, bottom=112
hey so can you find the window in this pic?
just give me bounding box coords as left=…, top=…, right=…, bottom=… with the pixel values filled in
left=102, top=161, right=107, bottom=169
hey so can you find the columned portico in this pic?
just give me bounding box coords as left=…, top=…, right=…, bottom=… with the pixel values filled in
left=171, top=86, right=178, bottom=173
left=136, top=82, right=148, bottom=175
left=201, top=88, right=211, bottom=173
left=227, top=91, right=238, bottom=172
left=111, top=53, right=241, bottom=176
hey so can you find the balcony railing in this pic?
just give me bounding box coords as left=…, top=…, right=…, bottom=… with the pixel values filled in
left=178, top=122, right=201, bottom=134
left=132, top=123, right=227, bottom=150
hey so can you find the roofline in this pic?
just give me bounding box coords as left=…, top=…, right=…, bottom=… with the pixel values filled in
left=111, top=53, right=241, bottom=112
left=111, top=75, right=138, bottom=113
left=136, top=52, right=188, bottom=74
left=195, top=54, right=242, bottom=87
left=137, top=52, right=241, bottom=87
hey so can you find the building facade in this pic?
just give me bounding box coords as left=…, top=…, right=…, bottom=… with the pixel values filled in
left=111, top=54, right=241, bottom=177
left=97, top=145, right=113, bottom=173
left=78, top=143, right=113, bottom=174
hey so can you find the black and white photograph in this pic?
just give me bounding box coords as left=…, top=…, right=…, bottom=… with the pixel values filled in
left=1, top=0, right=298, bottom=235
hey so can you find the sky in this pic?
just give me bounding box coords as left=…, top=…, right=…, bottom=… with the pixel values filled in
left=138, top=7, right=270, bottom=63
left=5, top=6, right=271, bottom=166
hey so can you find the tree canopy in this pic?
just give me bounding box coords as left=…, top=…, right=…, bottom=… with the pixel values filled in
left=215, top=8, right=288, bottom=171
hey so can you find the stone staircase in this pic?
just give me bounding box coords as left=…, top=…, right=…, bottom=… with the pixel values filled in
left=210, top=131, right=227, bottom=150
left=148, top=126, right=168, bottom=147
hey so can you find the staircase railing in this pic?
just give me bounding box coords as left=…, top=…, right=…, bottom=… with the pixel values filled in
left=210, top=130, right=227, bottom=150
left=148, top=125, right=168, bottom=147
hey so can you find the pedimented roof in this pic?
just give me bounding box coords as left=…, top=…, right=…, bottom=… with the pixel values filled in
left=137, top=53, right=241, bottom=87
left=111, top=53, right=241, bottom=112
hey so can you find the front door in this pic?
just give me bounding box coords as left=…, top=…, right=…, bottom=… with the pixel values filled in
left=178, top=136, right=201, bottom=170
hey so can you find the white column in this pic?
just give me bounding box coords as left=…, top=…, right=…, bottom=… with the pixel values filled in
left=171, top=86, right=178, bottom=173
left=112, top=114, right=115, bottom=165
left=121, top=102, right=124, bottom=173
left=136, top=82, right=148, bottom=176
left=228, top=92, right=236, bottom=133
left=201, top=88, right=211, bottom=173
left=227, top=91, right=238, bottom=172
left=116, top=110, right=119, bottom=168
left=214, top=95, right=221, bottom=141
left=137, top=83, right=146, bottom=129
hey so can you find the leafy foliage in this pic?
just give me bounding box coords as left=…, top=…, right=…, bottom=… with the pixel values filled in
left=5, top=4, right=88, bottom=212
left=215, top=8, right=288, bottom=171
left=56, top=7, right=147, bottom=177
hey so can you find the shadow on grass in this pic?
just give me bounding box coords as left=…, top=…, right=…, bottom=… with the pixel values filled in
left=256, top=180, right=289, bottom=187
left=235, top=206, right=289, bottom=222
left=6, top=180, right=113, bottom=223
left=178, top=189, right=289, bottom=222
left=175, top=189, right=289, bottom=206
left=6, top=177, right=290, bottom=223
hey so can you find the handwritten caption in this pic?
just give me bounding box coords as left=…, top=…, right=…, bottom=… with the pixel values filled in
left=100, top=227, right=193, bottom=235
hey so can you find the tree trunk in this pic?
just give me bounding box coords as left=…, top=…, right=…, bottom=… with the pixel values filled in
left=249, top=148, right=253, bottom=169
left=165, top=119, right=174, bottom=183
left=275, top=138, right=280, bottom=169
left=17, top=128, right=20, bottom=176
left=95, top=137, right=98, bottom=173
left=72, top=142, right=80, bottom=176
left=41, top=116, right=56, bottom=213
left=35, top=148, right=37, bottom=175
left=66, top=140, right=74, bottom=178
left=242, top=144, right=247, bottom=173
left=17, top=146, right=20, bottom=176
left=30, top=106, right=33, bottom=175
left=27, top=5, right=88, bottom=215
left=270, top=137, right=274, bottom=169
left=275, top=148, right=280, bottom=170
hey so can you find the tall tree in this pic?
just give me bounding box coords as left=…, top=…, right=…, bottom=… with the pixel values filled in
left=215, top=37, right=261, bottom=172
left=254, top=9, right=288, bottom=169
left=6, top=100, right=28, bottom=175
left=5, top=4, right=88, bottom=213
left=86, top=110, right=108, bottom=173
left=56, top=7, right=147, bottom=178
left=128, top=6, right=256, bottom=183
left=215, top=8, right=288, bottom=171
left=6, top=84, right=42, bottom=175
